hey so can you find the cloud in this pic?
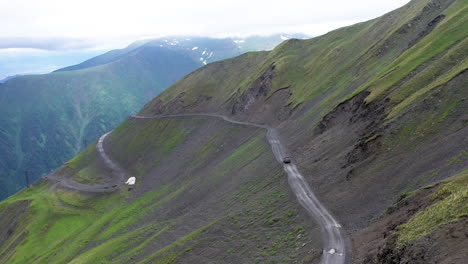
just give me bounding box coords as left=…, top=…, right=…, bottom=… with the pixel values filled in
left=0, top=37, right=99, bottom=51
left=0, top=0, right=410, bottom=51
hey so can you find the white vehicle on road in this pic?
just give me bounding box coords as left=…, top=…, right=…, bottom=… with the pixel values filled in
left=125, top=177, right=136, bottom=185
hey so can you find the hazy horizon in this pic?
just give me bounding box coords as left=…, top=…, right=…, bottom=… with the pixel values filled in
left=0, top=0, right=410, bottom=79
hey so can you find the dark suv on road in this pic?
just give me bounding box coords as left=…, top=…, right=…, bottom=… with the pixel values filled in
left=283, top=157, right=291, bottom=164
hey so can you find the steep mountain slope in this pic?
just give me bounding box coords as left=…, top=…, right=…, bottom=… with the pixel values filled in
left=139, top=0, right=467, bottom=259
left=1, top=117, right=319, bottom=263
left=352, top=169, right=467, bottom=263
left=0, top=35, right=292, bottom=200
left=0, top=0, right=466, bottom=263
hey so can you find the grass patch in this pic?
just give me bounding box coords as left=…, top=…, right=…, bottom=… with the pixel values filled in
left=65, top=142, right=97, bottom=169
left=397, top=169, right=468, bottom=245
left=137, top=220, right=219, bottom=264
left=366, top=1, right=468, bottom=104
left=0, top=180, right=190, bottom=264
left=445, top=150, right=468, bottom=166
left=107, top=119, right=194, bottom=178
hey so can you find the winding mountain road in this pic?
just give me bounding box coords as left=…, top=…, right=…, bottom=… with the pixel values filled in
left=131, top=114, right=347, bottom=264
left=45, top=131, right=126, bottom=193
left=45, top=112, right=347, bottom=263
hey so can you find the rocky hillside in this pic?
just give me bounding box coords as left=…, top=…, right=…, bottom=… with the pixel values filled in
left=0, top=0, right=466, bottom=263
left=0, top=35, right=293, bottom=200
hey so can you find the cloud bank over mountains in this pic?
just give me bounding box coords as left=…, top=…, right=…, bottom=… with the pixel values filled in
left=1, top=0, right=409, bottom=52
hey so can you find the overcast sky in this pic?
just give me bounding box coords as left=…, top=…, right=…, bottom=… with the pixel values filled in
left=1, top=0, right=410, bottom=52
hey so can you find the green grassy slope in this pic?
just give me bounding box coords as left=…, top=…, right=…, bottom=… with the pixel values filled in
left=0, top=117, right=317, bottom=263
left=351, top=169, right=467, bottom=263
left=138, top=0, right=467, bottom=261
left=141, top=0, right=467, bottom=212
left=0, top=0, right=466, bottom=262
left=142, top=0, right=466, bottom=123
left=151, top=51, right=270, bottom=108
left=397, top=169, right=468, bottom=245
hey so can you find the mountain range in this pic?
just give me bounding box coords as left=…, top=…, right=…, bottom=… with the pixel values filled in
left=0, top=0, right=466, bottom=263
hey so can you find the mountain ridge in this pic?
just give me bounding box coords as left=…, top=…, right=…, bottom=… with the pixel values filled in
left=54, top=34, right=309, bottom=72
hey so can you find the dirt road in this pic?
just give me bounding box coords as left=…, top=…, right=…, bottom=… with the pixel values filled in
left=44, top=113, right=347, bottom=263
left=131, top=114, right=347, bottom=264
left=45, top=131, right=125, bottom=193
